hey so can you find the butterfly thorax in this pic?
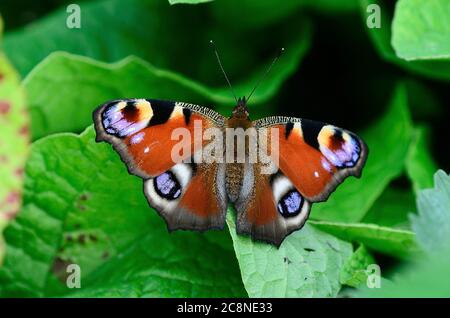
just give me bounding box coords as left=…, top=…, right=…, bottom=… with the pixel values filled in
left=227, top=97, right=252, bottom=129
left=230, top=97, right=250, bottom=120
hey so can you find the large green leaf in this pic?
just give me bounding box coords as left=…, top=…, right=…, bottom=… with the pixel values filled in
left=0, top=127, right=245, bottom=297
left=340, top=244, right=375, bottom=288
left=210, top=0, right=359, bottom=31
left=362, top=187, right=415, bottom=229
left=69, top=229, right=245, bottom=297
left=309, top=220, right=418, bottom=259
left=360, top=171, right=450, bottom=297
left=4, top=0, right=311, bottom=87
left=311, top=84, right=413, bottom=222
left=0, top=17, right=29, bottom=265
left=360, top=0, right=450, bottom=81
left=226, top=210, right=352, bottom=298
left=359, top=252, right=450, bottom=297
left=404, top=80, right=443, bottom=120
left=410, top=170, right=450, bottom=253
left=405, top=127, right=438, bottom=193
left=392, top=0, right=450, bottom=61
left=24, top=19, right=310, bottom=140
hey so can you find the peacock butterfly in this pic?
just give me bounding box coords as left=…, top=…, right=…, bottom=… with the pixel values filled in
left=93, top=45, right=368, bottom=246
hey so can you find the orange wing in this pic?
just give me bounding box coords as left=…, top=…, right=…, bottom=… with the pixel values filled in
left=94, top=99, right=228, bottom=231
left=233, top=117, right=367, bottom=246
left=234, top=165, right=311, bottom=246
left=255, top=116, right=368, bottom=202
left=94, top=99, right=223, bottom=177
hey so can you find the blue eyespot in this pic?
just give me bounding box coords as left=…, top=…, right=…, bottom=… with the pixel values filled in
left=277, top=190, right=303, bottom=217
left=154, top=171, right=182, bottom=200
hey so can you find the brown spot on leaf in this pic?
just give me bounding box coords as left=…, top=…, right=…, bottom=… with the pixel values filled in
left=76, top=193, right=91, bottom=211
left=0, top=101, right=10, bottom=115
left=3, top=210, right=18, bottom=220
left=78, top=234, right=87, bottom=245
left=52, top=257, right=73, bottom=283
left=76, top=204, right=87, bottom=211
left=79, top=193, right=91, bottom=201
left=102, top=251, right=110, bottom=259
left=19, top=125, right=29, bottom=136
left=15, top=168, right=24, bottom=178
left=6, top=191, right=21, bottom=205
left=0, top=155, right=7, bottom=164
left=89, top=234, right=98, bottom=242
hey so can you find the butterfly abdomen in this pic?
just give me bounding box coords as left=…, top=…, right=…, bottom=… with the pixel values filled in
left=223, top=117, right=255, bottom=202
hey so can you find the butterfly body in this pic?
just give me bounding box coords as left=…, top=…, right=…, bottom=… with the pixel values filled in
left=94, top=97, right=367, bottom=246
left=223, top=97, right=253, bottom=203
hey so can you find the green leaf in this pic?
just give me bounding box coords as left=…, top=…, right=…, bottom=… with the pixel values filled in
left=211, top=0, right=359, bottom=31
left=405, top=127, right=438, bottom=193
left=69, top=229, right=246, bottom=297
left=340, top=245, right=375, bottom=288
left=0, top=127, right=246, bottom=297
left=312, top=84, right=413, bottom=222
left=405, top=80, right=443, bottom=120
left=410, top=170, right=450, bottom=253
left=359, top=252, right=450, bottom=297
left=24, top=19, right=310, bottom=140
left=360, top=0, right=450, bottom=81
left=360, top=171, right=450, bottom=297
left=4, top=0, right=205, bottom=77
left=226, top=210, right=353, bottom=298
left=4, top=0, right=311, bottom=87
left=309, top=220, right=419, bottom=259
left=169, top=0, right=213, bottom=4
left=0, top=16, right=29, bottom=265
left=392, top=0, right=450, bottom=61
left=362, top=187, right=415, bottom=229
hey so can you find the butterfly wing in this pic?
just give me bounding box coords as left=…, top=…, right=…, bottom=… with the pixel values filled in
left=234, top=163, right=311, bottom=246
left=234, top=117, right=368, bottom=246
left=93, top=99, right=228, bottom=231
left=255, top=116, right=368, bottom=202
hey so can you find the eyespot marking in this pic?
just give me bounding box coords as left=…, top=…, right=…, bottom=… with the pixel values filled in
left=101, top=99, right=152, bottom=138
left=277, top=190, right=303, bottom=217
left=153, top=171, right=182, bottom=200
left=318, top=125, right=362, bottom=168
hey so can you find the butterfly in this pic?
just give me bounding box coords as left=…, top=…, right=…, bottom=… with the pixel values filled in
left=92, top=45, right=368, bottom=247
left=93, top=96, right=367, bottom=246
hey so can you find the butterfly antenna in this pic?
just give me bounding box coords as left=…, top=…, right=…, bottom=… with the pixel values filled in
left=246, top=47, right=285, bottom=103
left=210, top=40, right=238, bottom=104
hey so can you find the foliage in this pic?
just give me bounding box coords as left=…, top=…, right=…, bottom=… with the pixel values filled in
left=0, top=0, right=448, bottom=297
left=227, top=211, right=352, bottom=297
left=360, top=0, right=450, bottom=81
left=0, top=16, right=29, bottom=266
left=359, top=171, right=450, bottom=297
left=340, top=245, right=375, bottom=288
left=410, top=170, right=450, bottom=253
left=392, top=0, right=450, bottom=61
